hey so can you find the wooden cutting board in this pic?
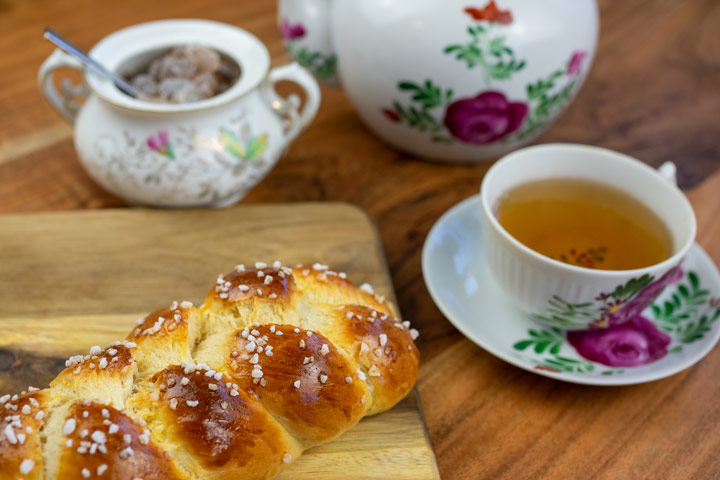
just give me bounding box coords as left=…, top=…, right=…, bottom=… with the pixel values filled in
left=0, top=203, right=439, bottom=480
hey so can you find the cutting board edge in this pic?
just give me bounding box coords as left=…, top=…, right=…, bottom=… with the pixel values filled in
left=413, top=388, right=442, bottom=479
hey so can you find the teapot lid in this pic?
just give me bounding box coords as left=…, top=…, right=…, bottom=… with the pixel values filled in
left=86, top=19, right=270, bottom=112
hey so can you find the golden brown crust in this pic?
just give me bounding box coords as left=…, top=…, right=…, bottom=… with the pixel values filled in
left=128, top=301, right=194, bottom=342
left=141, top=364, right=301, bottom=479
left=292, top=265, right=393, bottom=314
left=225, top=324, right=369, bottom=445
left=200, top=264, right=303, bottom=336
left=128, top=302, right=199, bottom=379
left=55, top=343, right=136, bottom=380
left=50, top=343, right=138, bottom=408
left=207, top=265, right=297, bottom=305
left=330, top=305, right=420, bottom=414
left=0, top=389, right=46, bottom=479
left=55, top=400, right=184, bottom=479
left=0, top=261, right=419, bottom=479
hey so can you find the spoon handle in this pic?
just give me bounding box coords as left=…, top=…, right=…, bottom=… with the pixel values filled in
left=43, top=27, right=139, bottom=98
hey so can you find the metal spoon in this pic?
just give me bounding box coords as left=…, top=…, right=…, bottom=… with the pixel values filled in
left=43, top=27, right=140, bottom=98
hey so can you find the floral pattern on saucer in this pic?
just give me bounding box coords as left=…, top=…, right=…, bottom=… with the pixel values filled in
left=515, top=269, right=720, bottom=373
left=422, top=194, right=720, bottom=385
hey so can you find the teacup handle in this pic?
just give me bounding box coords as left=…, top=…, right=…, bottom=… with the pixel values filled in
left=657, top=161, right=678, bottom=187
left=261, top=62, right=321, bottom=145
left=38, top=48, right=89, bottom=124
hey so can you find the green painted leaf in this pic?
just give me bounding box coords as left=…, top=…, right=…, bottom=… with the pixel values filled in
left=543, top=359, right=573, bottom=372
left=513, top=340, right=534, bottom=351
left=610, top=274, right=654, bottom=301
left=690, top=271, right=700, bottom=290
left=534, top=341, right=550, bottom=354
left=443, top=24, right=526, bottom=80
left=673, top=294, right=682, bottom=307
left=164, top=143, right=175, bottom=160
left=246, top=134, right=268, bottom=160
left=398, top=81, right=420, bottom=91
left=677, top=314, right=712, bottom=343
left=549, top=343, right=562, bottom=355
left=555, top=356, right=581, bottom=364
left=219, top=128, right=245, bottom=159
left=313, top=55, right=337, bottom=79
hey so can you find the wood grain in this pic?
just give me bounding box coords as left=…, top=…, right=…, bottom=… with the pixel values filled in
left=0, top=204, right=439, bottom=480
left=0, top=0, right=719, bottom=478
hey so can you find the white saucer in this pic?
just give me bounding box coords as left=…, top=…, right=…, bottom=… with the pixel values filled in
left=422, top=194, right=720, bottom=386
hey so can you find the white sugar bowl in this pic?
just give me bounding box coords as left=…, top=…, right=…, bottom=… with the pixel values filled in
left=39, top=20, right=320, bottom=207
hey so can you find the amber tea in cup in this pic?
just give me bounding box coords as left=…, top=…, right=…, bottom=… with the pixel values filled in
left=480, top=144, right=696, bottom=329
left=495, top=177, right=673, bottom=270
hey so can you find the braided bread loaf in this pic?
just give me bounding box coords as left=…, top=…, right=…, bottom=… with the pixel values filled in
left=0, top=262, right=420, bottom=479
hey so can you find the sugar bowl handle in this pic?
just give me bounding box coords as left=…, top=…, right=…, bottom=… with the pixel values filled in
left=261, top=62, right=321, bottom=145
left=38, top=48, right=89, bottom=123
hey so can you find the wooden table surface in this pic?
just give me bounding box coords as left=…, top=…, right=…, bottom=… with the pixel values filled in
left=2, top=0, right=720, bottom=478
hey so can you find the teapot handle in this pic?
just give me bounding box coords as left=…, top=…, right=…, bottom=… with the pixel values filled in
left=38, top=48, right=89, bottom=124
left=261, top=62, right=321, bottom=146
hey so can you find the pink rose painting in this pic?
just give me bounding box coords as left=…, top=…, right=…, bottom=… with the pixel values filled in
left=280, top=19, right=306, bottom=41
left=443, top=91, right=528, bottom=144
left=515, top=266, right=710, bottom=373
left=566, top=267, right=682, bottom=367
left=381, top=5, right=588, bottom=146
left=567, top=315, right=672, bottom=367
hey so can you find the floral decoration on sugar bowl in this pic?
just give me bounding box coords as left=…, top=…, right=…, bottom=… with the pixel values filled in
left=513, top=268, right=720, bottom=375
left=381, top=0, right=591, bottom=146
left=146, top=130, right=175, bottom=159
left=87, top=117, right=272, bottom=207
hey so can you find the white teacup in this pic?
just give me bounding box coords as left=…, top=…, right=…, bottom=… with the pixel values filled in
left=480, top=144, right=696, bottom=330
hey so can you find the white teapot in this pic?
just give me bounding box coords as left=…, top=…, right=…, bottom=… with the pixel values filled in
left=279, top=0, right=598, bottom=163
left=39, top=20, right=320, bottom=207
